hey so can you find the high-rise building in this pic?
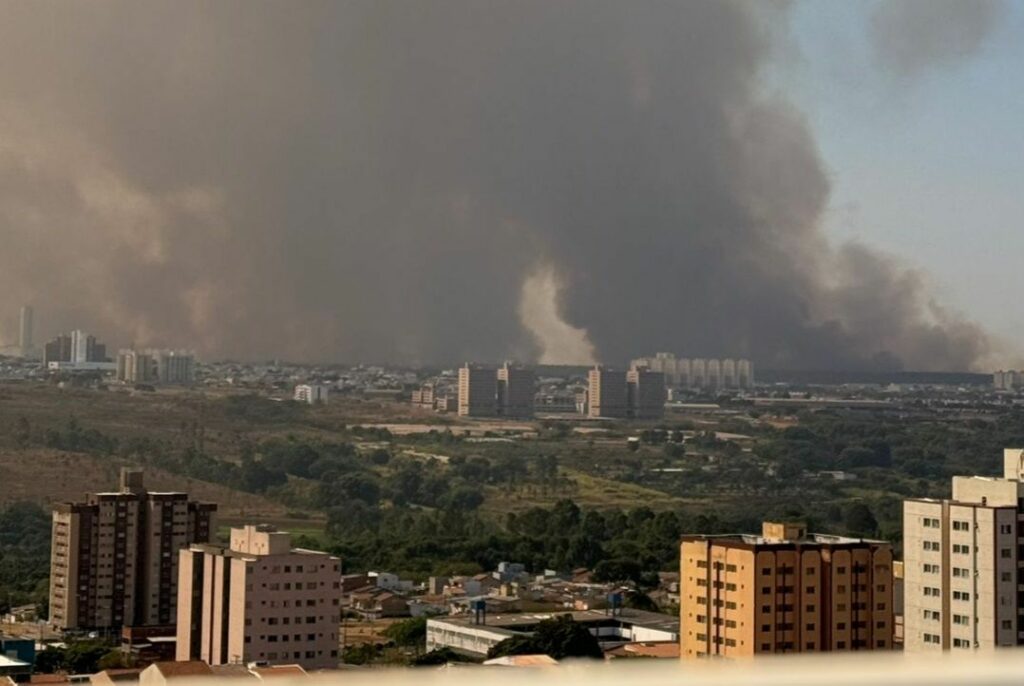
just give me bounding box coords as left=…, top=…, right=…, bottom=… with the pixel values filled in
left=154, top=350, right=195, bottom=384
left=706, top=359, right=722, bottom=391
left=690, top=358, right=708, bottom=389
left=18, top=306, right=33, bottom=357
left=903, top=449, right=1024, bottom=652
left=176, top=525, right=341, bottom=669
left=116, top=349, right=195, bottom=385
left=458, top=364, right=498, bottom=417
left=737, top=359, right=755, bottom=389
left=497, top=363, right=535, bottom=418
left=294, top=384, right=330, bottom=404
left=681, top=521, right=894, bottom=659
left=994, top=370, right=1022, bottom=391
left=627, top=367, right=666, bottom=419
left=721, top=358, right=737, bottom=388
left=49, top=469, right=216, bottom=631
left=587, top=366, right=628, bottom=418
left=117, top=350, right=156, bottom=384
left=45, top=330, right=108, bottom=365
left=43, top=334, right=73, bottom=365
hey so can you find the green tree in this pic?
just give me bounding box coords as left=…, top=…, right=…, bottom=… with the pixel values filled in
left=382, top=617, right=427, bottom=652
left=486, top=615, right=603, bottom=661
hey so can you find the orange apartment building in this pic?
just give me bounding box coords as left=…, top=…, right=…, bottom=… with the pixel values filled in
left=176, top=525, right=342, bottom=669
left=680, top=522, right=894, bottom=658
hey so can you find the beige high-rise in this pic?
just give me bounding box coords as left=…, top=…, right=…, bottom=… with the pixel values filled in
left=457, top=364, right=498, bottom=417
left=903, top=448, right=1024, bottom=652
left=176, top=525, right=341, bottom=669
left=588, top=366, right=628, bottom=418
left=680, top=522, right=894, bottom=658
left=497, top=363, right=535, bottom=418
left=49, top=469, right=216, bottom=631
left=627, top=368, right=666, bottom=419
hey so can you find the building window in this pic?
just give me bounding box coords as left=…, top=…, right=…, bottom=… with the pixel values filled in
left=1000, top=524, right=1013, bottom=535
left=1002, top=620, right=1013, bottom=630
left=726, top=564, right=737, bottom=572
left=1001, top=549, right=1012, bottom=559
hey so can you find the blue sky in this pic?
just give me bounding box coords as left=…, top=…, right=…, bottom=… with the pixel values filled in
left=781, top=1, right=1024, bottom=357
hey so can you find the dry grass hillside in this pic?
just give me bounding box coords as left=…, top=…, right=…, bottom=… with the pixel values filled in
left=0, top=448, right=288, bottom=518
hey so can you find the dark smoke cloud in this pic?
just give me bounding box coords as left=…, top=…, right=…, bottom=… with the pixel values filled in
left=0, top=1, right=991, bottom=370
left=869, top=0, right=1008, bottom=79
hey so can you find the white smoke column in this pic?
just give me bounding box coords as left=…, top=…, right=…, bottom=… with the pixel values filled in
left=519, top=264, right=597, bottom=365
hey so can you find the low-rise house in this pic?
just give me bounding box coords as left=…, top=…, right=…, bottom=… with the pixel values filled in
left=349, top=587, right=410, bottom=619
left=89, top=669, right=142, bottom=686
left=138, top=662, right=212, bottom=686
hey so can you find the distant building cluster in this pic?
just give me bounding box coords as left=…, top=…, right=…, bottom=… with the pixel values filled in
left=116, top=349, right=196, bottom=385
left=993, top=370, right=1023, bottom=391
left=630, top=352, right=754, bottom=390
left=43, top=329, right=110, bottom=369
left=457, top=363, right=535, bottom=418
left=586, top=365, right=666, bottom=419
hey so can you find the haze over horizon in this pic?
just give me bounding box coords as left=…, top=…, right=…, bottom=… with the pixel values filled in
left=1, top=1, right=1020, bottom=372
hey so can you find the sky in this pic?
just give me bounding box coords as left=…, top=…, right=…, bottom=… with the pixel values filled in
left=785, top=0, right=1024, bottom=359
left=0, top=1, right=1021, bottom=372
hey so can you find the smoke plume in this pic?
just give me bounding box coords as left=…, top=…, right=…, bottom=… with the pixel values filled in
left=870, top=0, right=1008, bottom=80
left=0, top=1, right=993, bottom=370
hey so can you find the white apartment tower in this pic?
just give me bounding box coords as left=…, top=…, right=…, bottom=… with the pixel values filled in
left=690, top=358, right=708, bottom=389
left=19, top=305, right=33, bottom=357
left=903, top=449, right=1024, bottom=651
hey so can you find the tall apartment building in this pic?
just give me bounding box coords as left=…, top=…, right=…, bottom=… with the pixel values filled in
left=458, top=364, right=498, bottom=417
left=680, top=521, right=894, bottom=658
left=117, top=350, right=156, bottom=384
left=43, top=335, right=73, bottom=365
left=690, top=358, right=707, bottom=388
left=706, top=359, right=722, bottom=390
left=176, top=525, right=341, bottom=669
left=117, top=349, right=195, bottom=385
left=294, top=384, right=329, bottom=404
left=497, top=363, right=535, bottom=418
left=49, top=469, right=216, bottom=631
left=903, top=448, right=1024, bottom=651
left=630, top=354, right=755, bottom=391
left=44, top=331, right=108, bottom=365
left=627, top=367, right=666, bottom=419
left=721, top=359, right=737, bottom=388
left=19, top=305, right=33, bottom=357
left=587, top=366, right=628, bottom=418
left=737, top=358, right=755, bottom=389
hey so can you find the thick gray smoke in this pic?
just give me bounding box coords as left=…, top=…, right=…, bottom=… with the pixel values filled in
left=870, top=0, right=1008, bottom=80
left=0, top=1, right=992, bottom=370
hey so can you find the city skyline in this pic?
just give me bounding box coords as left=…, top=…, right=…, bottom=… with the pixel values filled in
left=0, top=2, right=1020, bottom=371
